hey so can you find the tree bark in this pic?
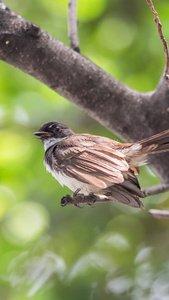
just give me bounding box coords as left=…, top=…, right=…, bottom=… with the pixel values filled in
left=0, top=2, right=169, bottom=182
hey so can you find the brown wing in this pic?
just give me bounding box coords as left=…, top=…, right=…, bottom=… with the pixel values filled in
left=54, top=137, right=129, bottom=188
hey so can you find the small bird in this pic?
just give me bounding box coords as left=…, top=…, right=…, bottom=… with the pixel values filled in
left=34, top=122, right=169, bottom=209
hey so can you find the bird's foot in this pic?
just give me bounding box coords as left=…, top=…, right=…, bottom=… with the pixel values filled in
left=72, top=189, right=85, bottom=207
left=60, top=194, right=72, bottom=207
left=72, top=189, right=85, bottom=201
left=60, top=189, right=85, bottom=208
left=87, top=193, right=98, bottom=208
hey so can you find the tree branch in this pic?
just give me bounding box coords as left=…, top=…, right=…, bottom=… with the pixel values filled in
left=142, top=183, right=169, bottom=197
left=0, top=1, right=169, bottom=183
left=146, top=0, right=169, bottom=81
left=60, top=185, right=169, bottom=221
left=60, top=184, right=169, bottom=209
left=68, top=0, right=80, bottom=52
left=149, top=209, right=169, bottom=220
left=60, top=194, right=110, bottom=207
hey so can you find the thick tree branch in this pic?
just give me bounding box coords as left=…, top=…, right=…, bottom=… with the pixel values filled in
left=68, top=0, right=80, bottom=52
left=0, top=2, right=169, bottom=183
left=146, top=0, right=169, bottom=80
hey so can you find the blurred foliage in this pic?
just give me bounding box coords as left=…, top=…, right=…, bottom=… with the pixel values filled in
left=1, top=0, right=169, bottom=299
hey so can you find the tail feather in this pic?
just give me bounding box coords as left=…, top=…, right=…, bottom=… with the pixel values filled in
left=138, top=129, right=169, bottom=154
left=99, top=129, right=169, bottom=209
left=102, top=184, right=144, bottom=209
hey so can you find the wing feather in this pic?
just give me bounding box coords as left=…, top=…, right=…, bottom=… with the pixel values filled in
left=72, top=157, right=124, bottom=183
left=54, top=137, right=129, bottom=188
left=65, top=166, right=107, bottom=188
left=83, top=149, right=128, bottom=171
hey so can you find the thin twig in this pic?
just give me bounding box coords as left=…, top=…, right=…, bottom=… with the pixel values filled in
left=149, top=209, right=169, bottom=220
left=60, top=183, right=169, bottom=220
left=68, top=0, right=80, bottom=53
left=146, top=0, right=169, bottom=81
left=61, top=194, right=110, bottom=207
left=144, top=183, right=169, bottom=220
left=142, top=183, right=169, bottom=197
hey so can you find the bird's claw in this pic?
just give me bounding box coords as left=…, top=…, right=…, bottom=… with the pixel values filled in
left=73, top=203, right=84, bottom=208
left=60, top=189, right=85, bottom=208
left=87, top=193, right=97, bottom=207
left=72, top=188, right=81, bottom=198
left=60, top=194, right=72, bottom=207
left=87, top=203, right=95, bottom=208
left=60, top=191, right=98, bottom=208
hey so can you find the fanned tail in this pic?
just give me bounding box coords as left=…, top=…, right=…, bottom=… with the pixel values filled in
left=139, top=129, right=169, bottom=154
left=102, top=183, right=144, bottom=209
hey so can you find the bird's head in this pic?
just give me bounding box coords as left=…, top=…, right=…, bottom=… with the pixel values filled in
left=34, top=121, right=74, bottom=150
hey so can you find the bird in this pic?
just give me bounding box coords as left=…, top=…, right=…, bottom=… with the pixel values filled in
left=34, top=121, right=169, bottom=209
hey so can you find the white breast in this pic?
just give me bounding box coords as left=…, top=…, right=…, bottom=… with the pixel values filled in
left=44, top=161, right=100, bottom=194
left=43, top=137, right=90, bottom=192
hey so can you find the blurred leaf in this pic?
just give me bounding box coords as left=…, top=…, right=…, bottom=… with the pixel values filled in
left=2, top=202, right=50, bottom=245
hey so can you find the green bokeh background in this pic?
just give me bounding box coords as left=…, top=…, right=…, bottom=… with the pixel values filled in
left=1, top=0, right=169, bottom=299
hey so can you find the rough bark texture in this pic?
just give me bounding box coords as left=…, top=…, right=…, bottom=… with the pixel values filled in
left=0, top=2, right=169, bottom=182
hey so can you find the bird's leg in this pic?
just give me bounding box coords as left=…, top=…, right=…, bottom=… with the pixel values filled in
left=72, top=188, right=81, bottom=197
left=72, top=189, right=85, bottom=208
left=72, top=188, right=85, bottom=201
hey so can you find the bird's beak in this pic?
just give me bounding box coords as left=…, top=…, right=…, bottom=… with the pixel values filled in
left=34, top=131, right=51, bottom=138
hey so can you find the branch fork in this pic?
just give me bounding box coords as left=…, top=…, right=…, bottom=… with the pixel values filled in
left=0, top=0, right=169, bottom=218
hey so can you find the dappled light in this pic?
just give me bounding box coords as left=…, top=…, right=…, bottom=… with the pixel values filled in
left=2, top=202, right=49, bottom=245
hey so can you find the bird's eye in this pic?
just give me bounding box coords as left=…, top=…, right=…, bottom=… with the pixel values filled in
left=55, top=126, right=60, bottom=132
